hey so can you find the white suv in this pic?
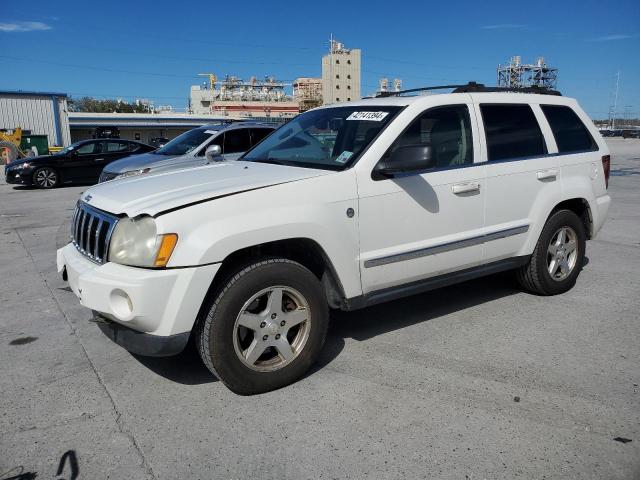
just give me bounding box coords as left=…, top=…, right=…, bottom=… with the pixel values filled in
left=57, top=84, right=611, bottom=394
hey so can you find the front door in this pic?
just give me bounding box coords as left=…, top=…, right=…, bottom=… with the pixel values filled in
left=62, top=141, right=104, bottom=181
left=357, top=102, right=486, bottom=294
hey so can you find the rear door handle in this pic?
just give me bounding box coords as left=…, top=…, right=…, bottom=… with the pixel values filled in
left=537, top=169, right=558, bottom=180
left=94, top=158, right=105, bottom=162
left=451, top=182, right=480, bottom=194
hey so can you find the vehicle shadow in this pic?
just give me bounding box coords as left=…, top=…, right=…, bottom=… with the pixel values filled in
left=132, top=272, right=525, bottom=386
left=305, top=271, right=521, bottom=379
left=132, top=340, right=218, bottom=386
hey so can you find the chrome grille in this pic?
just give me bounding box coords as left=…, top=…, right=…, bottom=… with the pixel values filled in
left=70, top=202, right=118, bottom=264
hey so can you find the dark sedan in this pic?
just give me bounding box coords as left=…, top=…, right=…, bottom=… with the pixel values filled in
left=4, top=139, right=155, bottom=188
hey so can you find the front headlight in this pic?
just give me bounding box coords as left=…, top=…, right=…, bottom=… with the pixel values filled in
left=117, top=168, right=151, bottom=179
left=9, top=162, right=32, bottom=170
left=108, top=216, right=178, bottom=267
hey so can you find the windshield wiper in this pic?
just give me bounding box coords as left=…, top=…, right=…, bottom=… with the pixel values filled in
left=246, top=158, right=289, bottom=166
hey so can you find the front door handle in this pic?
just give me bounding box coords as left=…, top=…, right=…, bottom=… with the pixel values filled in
left=537, top=169, right=558, bottom=180
left=94, top=158, right=105, bottom=162
left=451, top=182, right=480, bottom=194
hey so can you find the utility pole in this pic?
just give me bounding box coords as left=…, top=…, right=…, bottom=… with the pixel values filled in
left=329, top=33, right=334, bottom=104
left=611, top=71, right=620, bottom=130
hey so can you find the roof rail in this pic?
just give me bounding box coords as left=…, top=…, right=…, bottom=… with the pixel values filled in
left=375, top=81, right=561, bottom=97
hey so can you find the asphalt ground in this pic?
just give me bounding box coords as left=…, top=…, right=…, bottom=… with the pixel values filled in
left=1, top=138, right=639, bottom=479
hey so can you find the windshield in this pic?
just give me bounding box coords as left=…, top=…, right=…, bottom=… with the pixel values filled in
left=155, top=127, right=218, bottom=156
left=242, top=106, right=402, bottom=170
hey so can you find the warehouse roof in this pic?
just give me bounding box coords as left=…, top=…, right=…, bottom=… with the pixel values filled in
left=0, top=90, right=68, bottom=98
left=68, top=112, right=233, bottom=128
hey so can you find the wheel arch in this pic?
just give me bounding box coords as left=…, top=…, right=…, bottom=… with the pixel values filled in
left=550, top=197, right=593, bottom=239
left=204, top=237, right=348, bottom=311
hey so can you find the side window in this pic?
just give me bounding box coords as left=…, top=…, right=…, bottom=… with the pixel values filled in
left=480, top=104, right=546, bottom=161
left=76, top=142, right=97, bottom=155
left=541, top=105, right=597, bottom=153
left=105, top=142, right=130, bottom=153
left=389, top=105, right=474, bottom=169
left=223, top=129, right=251, bottom=154
left=250, top=128, right=272, bottom=146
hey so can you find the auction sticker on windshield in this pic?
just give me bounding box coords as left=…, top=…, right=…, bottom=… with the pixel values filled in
left=346, top=111, right=389, bottom=121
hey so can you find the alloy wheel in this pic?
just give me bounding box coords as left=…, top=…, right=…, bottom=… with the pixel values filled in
left=547, top=226, right=578, bottom=281
left=233, top=286, right=311, bottom=372
left=35, top=168, right=57, bottom=188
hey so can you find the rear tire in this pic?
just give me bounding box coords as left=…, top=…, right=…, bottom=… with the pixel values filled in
left=32, top=167, right=59, bottom=189
left=196, top=258, right=329, bottom=395
left=516, top=209, right=586, bottom=295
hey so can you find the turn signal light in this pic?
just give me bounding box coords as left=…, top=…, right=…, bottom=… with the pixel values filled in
left=154, top=234, right=178, bottom=267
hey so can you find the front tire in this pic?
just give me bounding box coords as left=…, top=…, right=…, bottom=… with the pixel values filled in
left=196, top=258, right=329, bottom=395
left=517, top=209, right=586, bottom=295
left=33, top=167, right=59, bottom=189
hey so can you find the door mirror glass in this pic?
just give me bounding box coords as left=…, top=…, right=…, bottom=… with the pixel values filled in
left=376, top=145, right=436, bottom=177
left=205, top=144, right=222, bottom=162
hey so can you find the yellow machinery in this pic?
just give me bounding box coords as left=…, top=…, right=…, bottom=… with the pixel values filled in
left=0, top=128, right=27, bottom=164
left=197, top=73, right=217, bottom=90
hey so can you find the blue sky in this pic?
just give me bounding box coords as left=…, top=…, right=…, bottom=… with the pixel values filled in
left=1, top=0, right=639, bottom=118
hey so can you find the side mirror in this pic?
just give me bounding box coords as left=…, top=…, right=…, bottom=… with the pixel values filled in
left=205, top=144, right=222, bottom=162
left=376, top=144, right=436, bottom=177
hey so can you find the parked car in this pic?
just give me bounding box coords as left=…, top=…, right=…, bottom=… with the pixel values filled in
left=622, top=129, right=640, bottom=139
left=149, top=137, right=170, bottom=148
left=4, top=139, right=154, bottom=188
left=98, top=122, right=276, bottom=182
left=58, top=84, right=611, bottom=395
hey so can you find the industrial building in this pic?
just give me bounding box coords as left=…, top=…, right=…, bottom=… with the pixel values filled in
left=322, top=39, right=361, bottom=104
left=189, top=74, right=299, bottom=120
left=293, top=77, right=323, bottom=111
left=0, top=90, right=71, bottom=148
left=497, top=56, right=558, bottom=90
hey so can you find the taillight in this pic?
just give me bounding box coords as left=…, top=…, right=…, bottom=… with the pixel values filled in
left=602, top=155, right=610, bottom=189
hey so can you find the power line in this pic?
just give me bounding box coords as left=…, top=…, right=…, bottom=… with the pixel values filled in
left=44, top=40, right=319, bottom=68
left=0, top=55, right=198, bottom=79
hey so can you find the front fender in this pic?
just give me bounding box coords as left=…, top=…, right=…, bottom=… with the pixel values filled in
left=156, top=171, right=363, bottom=299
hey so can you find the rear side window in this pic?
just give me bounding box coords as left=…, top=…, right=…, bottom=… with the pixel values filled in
left=223, top=129, right=251, bottom=154
left=250, top=128, right=273, bottom=146
left=480, top=104, right=546, bottom=161
left=105, top=141, right=130, bottom=153
left=541, top=105, right=597, bottom=153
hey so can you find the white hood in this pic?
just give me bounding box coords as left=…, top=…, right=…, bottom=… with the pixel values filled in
left=82, top=161, right=331, bottom=217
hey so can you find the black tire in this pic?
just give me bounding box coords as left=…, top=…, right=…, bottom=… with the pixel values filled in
left=32, top=167, right=59, bottom=189
left=516, top=209, right=586, bottom=295
left=196, top=258, right=329, bottom=395
left=0, top=141, right=20, bottom=164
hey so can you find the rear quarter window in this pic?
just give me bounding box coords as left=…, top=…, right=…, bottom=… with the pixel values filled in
left=480, top=104, right=546, bottom=161
left=541, top=105, right=597, bottom=153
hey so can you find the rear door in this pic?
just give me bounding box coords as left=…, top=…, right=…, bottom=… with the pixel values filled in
left=99, top=141, right=135, bottom=177
left=477, top=101, right=561, bottom=264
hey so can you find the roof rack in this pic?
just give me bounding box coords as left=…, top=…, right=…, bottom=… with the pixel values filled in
left=375, top=81, right=561, bottom=97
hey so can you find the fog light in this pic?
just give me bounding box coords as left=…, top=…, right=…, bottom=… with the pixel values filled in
left=110, top=289, right=133, bottom=319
